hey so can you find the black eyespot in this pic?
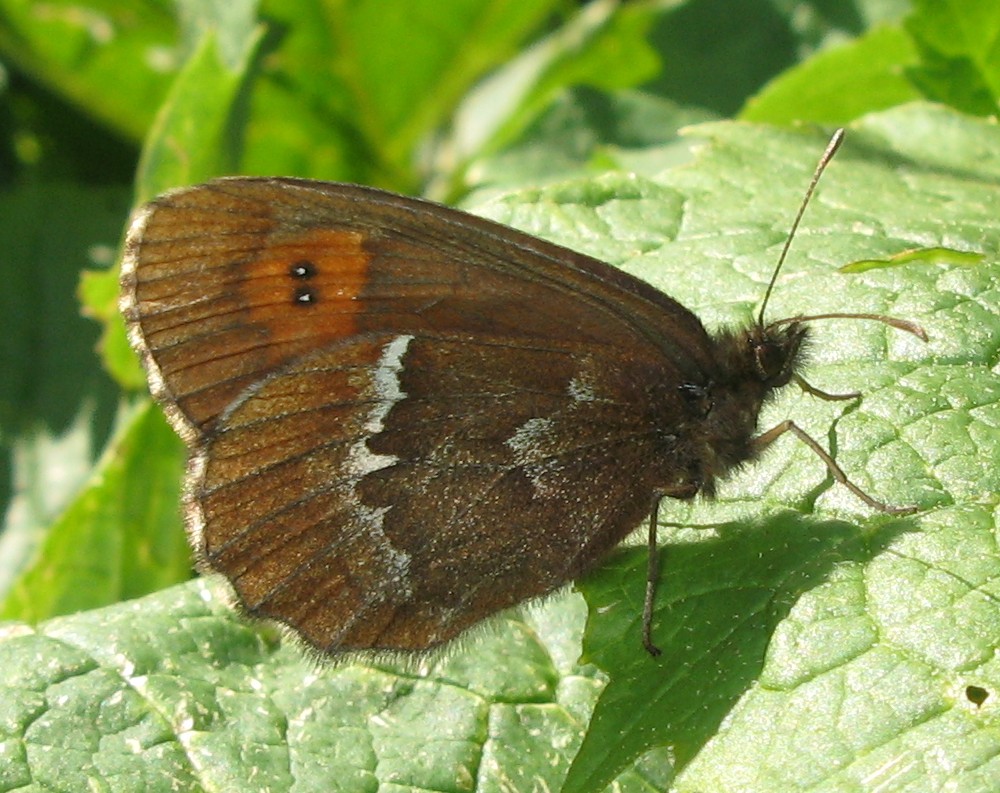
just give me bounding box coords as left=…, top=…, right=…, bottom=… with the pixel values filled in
left=293, top=286, right=317, bottom=305
left=290, top=260, right=317, bottom=279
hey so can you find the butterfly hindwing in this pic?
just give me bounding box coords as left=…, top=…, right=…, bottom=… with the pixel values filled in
left=189, top=331, right=689, bottom=652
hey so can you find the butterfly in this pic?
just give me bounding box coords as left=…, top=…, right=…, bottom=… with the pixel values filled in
left=120, top=130, right=922, bottom=656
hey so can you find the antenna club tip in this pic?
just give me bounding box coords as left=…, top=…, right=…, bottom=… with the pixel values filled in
left=823, top=128, right=846, bottom=161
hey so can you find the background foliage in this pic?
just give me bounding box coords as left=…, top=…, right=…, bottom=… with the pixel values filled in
left=1, top=1, right=999, bottom=791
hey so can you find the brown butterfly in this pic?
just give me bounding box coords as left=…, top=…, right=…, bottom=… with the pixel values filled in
left=120, top=130, right=923, bottom=656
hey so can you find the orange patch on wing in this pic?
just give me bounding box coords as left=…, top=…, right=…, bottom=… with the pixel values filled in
left=243, top=228, right=371, bottom=342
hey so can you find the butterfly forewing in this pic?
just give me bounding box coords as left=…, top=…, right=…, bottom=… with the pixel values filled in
left=121, top=179, right=716, bottom=440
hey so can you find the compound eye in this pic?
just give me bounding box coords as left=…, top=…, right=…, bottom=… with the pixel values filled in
left=679, top=382, right=712, bottom=418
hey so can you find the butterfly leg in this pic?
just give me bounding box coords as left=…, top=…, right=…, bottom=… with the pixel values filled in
left=754, top=420, right=916, bottom=515
left=793, top=374, right=859, bottom=401
left=642, top=482, right=701, bottom=656
left=643, top=500, right=663, bottom=656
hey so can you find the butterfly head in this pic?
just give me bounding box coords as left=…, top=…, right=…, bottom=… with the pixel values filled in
left=708, top=319, right=809, bottom=400
left=750, top=319, right=810, bottom=388
left=674, top=318, right=810, bottom=498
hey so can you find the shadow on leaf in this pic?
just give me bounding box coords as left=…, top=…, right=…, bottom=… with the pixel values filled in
left=567, top=509, right=917, bottom=793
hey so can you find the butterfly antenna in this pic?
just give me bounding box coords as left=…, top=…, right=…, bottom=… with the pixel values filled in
left=757, top=128, right=845, bottom=328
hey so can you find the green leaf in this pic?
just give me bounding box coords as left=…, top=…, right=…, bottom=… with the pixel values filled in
left=541, top=110, right=1000, bottom=792
left=7, top=105, right=999, bottom=791
left=239, top=0, right=575, bottom=189
left=444, top=0, right=663, bottom=197
left=327, top=0, right=563, bottom=172
left=842, top=246, right=986, bottom=273
left=0, top=181, right=128, bottom=595
left=134, top=23, right=264, bottom=199
left=743, top=0, right=1000, bottom=125
left=904, top=0, right=1000, bottom=115
left=6, top=3, right=997, bottom=789
left=174, top=0, right=260, bottom=70
left=462, top=89, right=714, bottom=193
left=0, top=181, right=127, bottom=437
left=0, top=401, right=190, bottom=622
left=0, top=1, right=661, bottom=190
left=79, top=263, right=147, bottom=391
left=740, top=24, right=921, bottom=124
left=644, top=0, right=910, bottom=119
left=0, top=578, right=662, bottom=791
left=0, top=0, right=178, bottom=141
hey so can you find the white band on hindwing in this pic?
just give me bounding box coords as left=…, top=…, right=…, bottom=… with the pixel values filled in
left=343, top=334, right=415, bottom=601
left=346, top=334, right=413, bottom=478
